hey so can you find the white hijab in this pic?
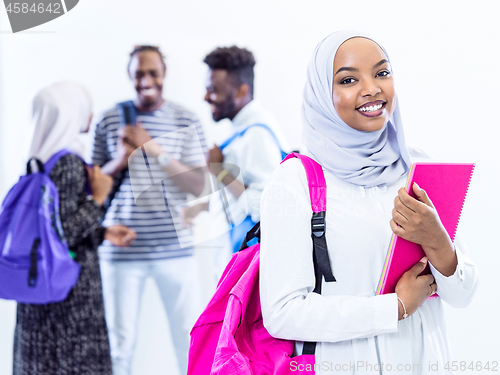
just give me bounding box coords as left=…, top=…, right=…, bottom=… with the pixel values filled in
left=302, top=31, right=411, bottom=187
left=29, top=82, right=92, bottom=163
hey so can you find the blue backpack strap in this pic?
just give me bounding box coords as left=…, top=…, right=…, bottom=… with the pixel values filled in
left=219, top=123, right=287, bottom=159
left=103, top=101, right=138, bottom=211
left=117, top=100, right=137, bottom=126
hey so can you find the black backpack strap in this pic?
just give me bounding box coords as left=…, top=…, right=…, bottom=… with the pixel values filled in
left=301, top=212, right=335, bottom=355
left=301, top=213, right=334, bottom=354
left=238, top=222, right=261, bottom=251
left=26, top=158, right=44, bottom=175
left=28, top=238, right=41, bottom=287
left=238, top=211, right=333, bottom=356
left=311, top=212, right=336, bottom=286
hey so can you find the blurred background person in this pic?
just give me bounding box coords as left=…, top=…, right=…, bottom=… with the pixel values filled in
left=91, top=46, right=207, bottom=375
left=182, top=46, right=289, bottom=278
left=14, top=82, right=136, bottom=375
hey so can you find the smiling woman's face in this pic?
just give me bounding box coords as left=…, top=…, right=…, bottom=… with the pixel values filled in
left=332, top=37, right=396, bottom=132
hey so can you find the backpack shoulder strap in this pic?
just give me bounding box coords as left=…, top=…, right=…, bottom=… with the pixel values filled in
left=43, top=149, right=91, bottom=195
left=220, top=123, right=286, bottom=159
left=117, top=100, right=137, bottom=126
left=25, top=150, right=84, bottom=176
left=219, top=131, right=241, bottom=150
left=44, top=149, right=76, bottom=174
left=281, top=153, right=326, bottom=213
left=282, top=153, right=334, bottom=284
left=281, top=152, right=335, bottom=356
left=103, top=101, right=138, bottom=210
left=281, top=153, right=335, bottom=283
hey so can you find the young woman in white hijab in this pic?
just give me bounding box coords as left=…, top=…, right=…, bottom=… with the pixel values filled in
left=14, top=82, right=136, bottom=375
left=260, top=32, right=478, bottom=374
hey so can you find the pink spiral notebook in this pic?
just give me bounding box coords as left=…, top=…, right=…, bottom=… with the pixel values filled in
left=376, top=162, right=475, bottom=296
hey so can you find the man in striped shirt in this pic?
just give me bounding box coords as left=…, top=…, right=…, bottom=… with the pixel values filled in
left=91, top=45, right=207, bottom=375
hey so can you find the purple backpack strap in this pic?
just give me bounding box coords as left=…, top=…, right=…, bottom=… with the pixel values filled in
left=44, top=149, right=91, bottom=195
left=44, top=149, right=75, bottom=174
left=25, top=150, right=74, bottom=176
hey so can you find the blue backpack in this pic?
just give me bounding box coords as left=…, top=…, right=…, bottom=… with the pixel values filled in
left=219, top=123, right=287, bottom=253
left=0, top=149, right=81, bottom=304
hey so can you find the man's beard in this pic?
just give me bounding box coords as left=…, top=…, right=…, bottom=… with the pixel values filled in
left=212, top=97, right=237, bottom=122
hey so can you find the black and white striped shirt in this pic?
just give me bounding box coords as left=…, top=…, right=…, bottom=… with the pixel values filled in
left=91, top=101, right=207, bottom=261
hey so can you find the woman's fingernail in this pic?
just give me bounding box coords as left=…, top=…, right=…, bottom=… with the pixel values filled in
left=420, top=257, right=427, bottom=263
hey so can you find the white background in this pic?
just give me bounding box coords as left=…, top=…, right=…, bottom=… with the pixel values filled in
left=1, top=1, right=499, bottom=374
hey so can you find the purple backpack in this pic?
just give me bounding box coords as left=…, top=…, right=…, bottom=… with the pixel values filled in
left=187, top=153, right=335, bottom=374
left=0, top=149, right=81, bottom=304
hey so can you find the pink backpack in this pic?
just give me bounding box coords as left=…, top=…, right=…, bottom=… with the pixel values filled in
left=187, top=153, right=335, bottom=375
